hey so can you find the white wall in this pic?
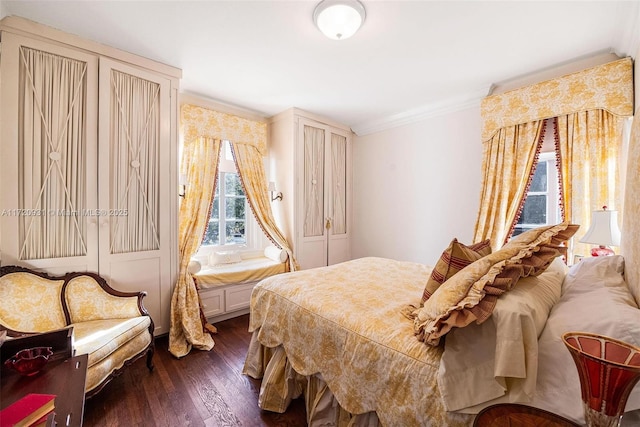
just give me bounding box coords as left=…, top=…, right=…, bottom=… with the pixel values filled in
left=352, top=105, right=482, bottom=266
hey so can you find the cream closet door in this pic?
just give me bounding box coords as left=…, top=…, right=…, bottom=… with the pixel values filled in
left=97, top=58, right=171, bottom=333
left=297, top=118, right=351, bottom=269
left=327, top=131, right=350, bottom=266
left=0, top=34, right=99, bottom=274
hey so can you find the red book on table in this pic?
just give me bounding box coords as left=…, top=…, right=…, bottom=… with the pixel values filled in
left=0, top=393, right=56, bottom=427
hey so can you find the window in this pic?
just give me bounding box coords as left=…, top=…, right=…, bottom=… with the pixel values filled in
left=202, top=171, right=246, bottom=245
left=201, top=141, right=248, bottom=248
left=194, top=141, right=269, bottom=263
left=512, top=152, right=561, bottom=236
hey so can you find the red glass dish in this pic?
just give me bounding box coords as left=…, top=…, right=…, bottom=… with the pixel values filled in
left=3, top=346, right=53, bottom=376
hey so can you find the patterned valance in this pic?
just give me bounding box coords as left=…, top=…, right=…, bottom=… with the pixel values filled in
left=181, top=103, right=267, bottom=155
left=481, top=57, right=634, bottom=142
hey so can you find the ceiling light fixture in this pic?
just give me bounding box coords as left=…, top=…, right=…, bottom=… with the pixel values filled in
left=313, top=0, right=366, bottom=40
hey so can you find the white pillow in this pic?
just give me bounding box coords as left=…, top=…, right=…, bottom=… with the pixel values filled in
left=187, top=259, right=202, bottom=274
left=438, top=257, right=567, bottom=412
left=264, top=245, right=288, bottom=263
left=532, top=255, right=640, bottom=424
left=209, top=251, right=242, bottom=266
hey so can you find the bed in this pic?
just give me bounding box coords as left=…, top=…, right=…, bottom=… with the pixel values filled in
left=242, top=222, right=640, bottom=426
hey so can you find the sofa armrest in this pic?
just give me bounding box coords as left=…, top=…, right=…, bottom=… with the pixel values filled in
left=65, top=274, right=150, bottom=323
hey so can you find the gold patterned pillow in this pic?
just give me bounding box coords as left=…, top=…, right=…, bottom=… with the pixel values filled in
left=411, top=222, right=579, bottom=346
left=421, top=239, right=492, bottom=304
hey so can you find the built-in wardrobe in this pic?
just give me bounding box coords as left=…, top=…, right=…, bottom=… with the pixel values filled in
left=269, top=108, right=352, bottom=270
left=0, top=17, right=180, bottom=335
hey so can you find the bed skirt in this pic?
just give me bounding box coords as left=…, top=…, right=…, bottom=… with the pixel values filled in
left=243, top=330, right=384, bottom=426
left=243, top=330, right=474, bottom=426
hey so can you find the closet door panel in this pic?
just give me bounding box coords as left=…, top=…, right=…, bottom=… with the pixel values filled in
left=0, top=34, right=98, bottom=272
left=296, top=119, right=328, bottom=269
left=327, top=131, right=351, bottom=266
left=302, top=124, right=325, bottom=238
left=104, top=257, right=162, bottom=329
left=98, top=58, right=171, bottom=333
left=329, top=133, right=347, bottom=235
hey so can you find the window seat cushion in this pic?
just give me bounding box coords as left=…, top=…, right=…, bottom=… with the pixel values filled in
left=194, top=257, right=286, bottom=288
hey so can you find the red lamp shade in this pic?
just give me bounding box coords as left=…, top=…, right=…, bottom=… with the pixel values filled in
left=563, top=332, right=640, bottom=426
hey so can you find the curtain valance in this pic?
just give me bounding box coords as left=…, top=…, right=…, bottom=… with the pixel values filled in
left=181, top=103, right=267, bottom=155
left=481, top=57, right=633, bottom=142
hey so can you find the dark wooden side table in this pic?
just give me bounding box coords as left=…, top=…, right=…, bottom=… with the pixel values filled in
left=473, top=403, right=580, bottom=427
left=1, top=354, right=88, bottom=427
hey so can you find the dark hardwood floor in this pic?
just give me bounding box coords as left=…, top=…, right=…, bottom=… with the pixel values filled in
left=83, top=315, right=307, bottom=427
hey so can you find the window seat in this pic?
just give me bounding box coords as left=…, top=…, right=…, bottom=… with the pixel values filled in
left=194, top=257, right=287, bottom=289
left=192, top=246, right=288, bottom=322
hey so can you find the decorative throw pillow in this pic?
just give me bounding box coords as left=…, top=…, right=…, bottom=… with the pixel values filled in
left=411, top=222, right=579, bottom=346
left=421, top=239, right=492, bottom=304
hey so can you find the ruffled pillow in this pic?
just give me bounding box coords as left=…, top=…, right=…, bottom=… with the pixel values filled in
left=410, top=222, right=579, bottom=346
left=421, top=239, right=492, bottom=304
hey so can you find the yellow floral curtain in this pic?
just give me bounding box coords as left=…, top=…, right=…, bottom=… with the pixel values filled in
left=231, top=142, right=298, bottom=271
left=476, top=58, right=633, bottom=249
left=556, top=111, right=624, bottom=257
left=473, top=121, right=544, bottom=249
left=169, top=104, right=298, bottom=357
left=169, top=136, right=220, bottom=358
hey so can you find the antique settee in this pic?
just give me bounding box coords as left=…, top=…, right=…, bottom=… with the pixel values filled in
left=0, top=266, right=154, bottom=397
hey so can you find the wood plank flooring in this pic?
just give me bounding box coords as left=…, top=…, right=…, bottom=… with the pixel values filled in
left=83, top=315, right=307, bottom=427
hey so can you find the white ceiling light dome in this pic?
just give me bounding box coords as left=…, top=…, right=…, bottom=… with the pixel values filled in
left=313, top=0, right=366, bottom=40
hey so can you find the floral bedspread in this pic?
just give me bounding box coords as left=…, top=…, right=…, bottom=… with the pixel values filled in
left=245, top=257, right=474, bottom=426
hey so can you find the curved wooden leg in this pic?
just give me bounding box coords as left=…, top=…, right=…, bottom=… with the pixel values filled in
left=146, top=346, right=155, bottom=372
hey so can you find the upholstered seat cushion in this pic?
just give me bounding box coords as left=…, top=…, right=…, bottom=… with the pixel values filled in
left=195, top=257, right=287, bottom=288
left=84, top=330, right=152, bottom=393
left=72, top=316, right=152, bottom=368
left=72, top=316, right=152, bottom=393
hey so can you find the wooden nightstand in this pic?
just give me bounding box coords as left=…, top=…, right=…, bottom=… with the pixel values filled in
left=473, top=404, right=580, bottom=427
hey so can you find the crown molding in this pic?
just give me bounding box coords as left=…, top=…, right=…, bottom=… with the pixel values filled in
left=351, top=86, right=490, bottom=136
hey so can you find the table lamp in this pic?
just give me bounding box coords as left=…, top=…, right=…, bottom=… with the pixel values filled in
left=579, top=206, right=621, bottom=256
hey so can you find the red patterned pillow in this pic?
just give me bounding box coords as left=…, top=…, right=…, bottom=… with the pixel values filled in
left=421, top=239, right=492, bottom=304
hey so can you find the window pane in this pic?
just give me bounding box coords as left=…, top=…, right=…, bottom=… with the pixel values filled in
left=202, top=220, right=219, bottom=245
left=201, top=169, right=249, bottom=248
left=225, top=221, right=245, bottom=244
left=512, top=226, right=531, bottom=237
left=529, top=161, right=547, bottom=192
left=210, top=193, right=219, bottom=218
left=518, top=195, right=547, bottom=224
left=225, top=173, right=244, bottom=196
left=225, top=196, right=245, bottom=219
